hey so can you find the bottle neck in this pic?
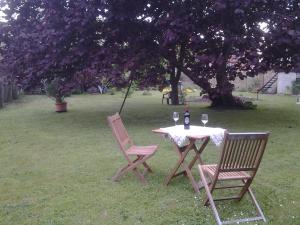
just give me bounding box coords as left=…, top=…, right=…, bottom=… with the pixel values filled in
left=184, top=107, right=189, bottom=112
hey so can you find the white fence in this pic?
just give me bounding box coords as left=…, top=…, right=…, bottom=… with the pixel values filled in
left=0, top=79, right=19, bottom=109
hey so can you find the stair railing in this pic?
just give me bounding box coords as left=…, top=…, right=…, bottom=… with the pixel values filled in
left=256, top=73, right=278, bottom=100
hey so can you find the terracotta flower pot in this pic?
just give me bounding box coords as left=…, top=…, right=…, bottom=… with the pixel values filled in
left=55, top=102, right=67, bottom=112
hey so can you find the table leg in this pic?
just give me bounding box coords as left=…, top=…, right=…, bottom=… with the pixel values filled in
left=164, top=137, right=211, bottom=193
left=188, top=137, right=210, bottom=170
left=192, top=137, right=210, bottom=189
left=181, top=160, right=200, bottom=193
left=164, top=142, right=193, bottom=185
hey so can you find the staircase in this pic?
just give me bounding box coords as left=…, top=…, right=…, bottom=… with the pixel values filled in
left=257, top=73, right=278, bottom=99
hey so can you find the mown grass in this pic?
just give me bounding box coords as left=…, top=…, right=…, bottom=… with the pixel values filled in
left=0, top=91, right=299, bottom=225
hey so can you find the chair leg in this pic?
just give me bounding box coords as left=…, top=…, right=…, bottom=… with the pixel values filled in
left=112, top=164, right=130, bottom=181
left=217, top=187, right=267, bottom=225
left=198, top=171, right=212, bottom=190
left=112, top=157, right=140, bottom=181
left=132, top=167, right=148, bottom=185
left=237, top=179, right=253, bottom=200
left=198, top=165, right=222, bottom=225
left=133, top=155, right=154, bottom=184
left=247, top=187, right=267, bottom=222
left=204, top=177, right=218, bottom=206
left=142, top=162, right=153, bottom=173
left=112, top=155, right=151, bottom=184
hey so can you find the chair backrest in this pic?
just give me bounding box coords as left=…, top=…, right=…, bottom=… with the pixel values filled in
left=217, top=132, right=269, bottom=174
left=107, top=113, right=133, bottom=153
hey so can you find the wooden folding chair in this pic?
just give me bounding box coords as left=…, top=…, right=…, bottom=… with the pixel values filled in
left=198, top=132, right=269, bottom=225
left=107, top=113, right=158, bottom=184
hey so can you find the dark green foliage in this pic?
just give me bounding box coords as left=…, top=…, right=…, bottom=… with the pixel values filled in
left=241, top=101, right=257, bottom=110
left=292, top=80, right=300, bottom=95
left=142, top=90, right=152, bottom=96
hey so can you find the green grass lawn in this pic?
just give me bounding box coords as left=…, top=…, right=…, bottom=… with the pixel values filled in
left=0, top=91, right=299, bottom=225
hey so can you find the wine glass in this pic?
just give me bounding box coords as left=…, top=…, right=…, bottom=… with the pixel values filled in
left=201, top=114, right=208, bottom=127
left=173, top=112, right=179, bottom=126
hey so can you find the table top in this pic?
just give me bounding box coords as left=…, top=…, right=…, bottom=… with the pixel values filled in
left=152, top=127, right=209, bottom=140
left=153, top=125, right=226, bottom=147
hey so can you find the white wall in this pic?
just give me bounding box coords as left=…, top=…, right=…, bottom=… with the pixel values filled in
left=277, top=72, right=297, bottom=94
left=233, top=71, right=276, bottom=93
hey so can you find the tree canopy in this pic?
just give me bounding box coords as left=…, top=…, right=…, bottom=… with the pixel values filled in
left=0, top=0, right=299, bottom=106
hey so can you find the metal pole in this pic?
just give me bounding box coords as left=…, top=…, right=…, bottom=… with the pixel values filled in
left=119, top=79, right=133, bottom=115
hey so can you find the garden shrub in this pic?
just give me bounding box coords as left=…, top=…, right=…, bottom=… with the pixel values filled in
left=292, top=80, right=300, bottom=95
left=142, top=90, right=152, bottom=96
left=121, top=82, right=137, bottom=97
left=109, top=87, right=117, bottom=95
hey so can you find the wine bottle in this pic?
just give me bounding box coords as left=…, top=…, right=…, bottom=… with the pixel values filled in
left=184, top=105, right=190, bottom=130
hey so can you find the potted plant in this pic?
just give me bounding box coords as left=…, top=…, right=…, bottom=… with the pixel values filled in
left=45, top=78, right=71, bottom=112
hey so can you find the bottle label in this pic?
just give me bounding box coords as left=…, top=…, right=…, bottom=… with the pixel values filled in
left=185, top=117, right=189, bottom=124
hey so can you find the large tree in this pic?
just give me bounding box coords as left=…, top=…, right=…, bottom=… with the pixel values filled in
left=0, top=0, right=165, bottom=93
left=1, top=0, right=299, bottom=107
left=1, top=0, right=102, bottom=90
left=100, top=0, right=300, bottom=106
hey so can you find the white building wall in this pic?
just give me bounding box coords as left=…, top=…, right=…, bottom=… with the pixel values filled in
left=233, top=71, right=276, bottom=93
left=277, top=72, right=297, bottom=94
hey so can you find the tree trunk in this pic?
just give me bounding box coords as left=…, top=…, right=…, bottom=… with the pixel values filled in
left=0, top=82, right=4, bottom=108
left=165, top=44, right=185, bottom=105
left=209, top=92, right=237, bottom=107
left=3, top=84, right=8, bottom=102
left=170, top=79, right=179, bottom=105
left=182, top=65, right=245, bottom=108
left=208, top=70, right=244, bottom=108
left=12, top=83, right=19, bottom=99
left=7, top=83, right=13, bottom=102
left=169, top=66, right=181, bottom=105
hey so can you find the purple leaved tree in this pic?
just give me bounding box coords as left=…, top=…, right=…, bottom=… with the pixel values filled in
left=0, top=0, right=105, bottom=93
left=1, top=0, right=299, bottom=107
left=99, top=0, right=300, bottom=106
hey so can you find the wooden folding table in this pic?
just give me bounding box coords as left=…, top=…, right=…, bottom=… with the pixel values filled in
left=153, top=128, right=210, bottom=193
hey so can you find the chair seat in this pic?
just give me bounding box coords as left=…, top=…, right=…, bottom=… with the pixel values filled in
left=202, top=164, right=251, bottom=180
left=126, top=145, right=158, bottom=155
